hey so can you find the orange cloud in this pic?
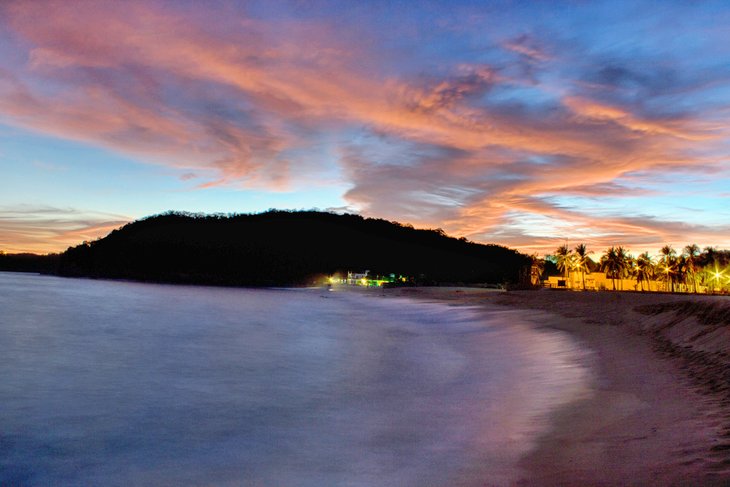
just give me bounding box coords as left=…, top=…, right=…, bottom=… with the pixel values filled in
left=0, top=206, right=130, bottom=254
left=563, top=96, right=718, bottom=141
left=1, top=0, right=729, bottom=255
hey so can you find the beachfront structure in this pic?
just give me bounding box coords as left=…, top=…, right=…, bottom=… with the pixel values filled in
left=346, top=270, right=370, bottom=285
left=328, top=271, right=410, bottom=287
left=544, top=272, right=707, bottom=293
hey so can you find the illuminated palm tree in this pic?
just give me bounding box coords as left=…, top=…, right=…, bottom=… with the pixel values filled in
left=555, top=244, right=573, bottom=285
left=675, top=255, right=689, bottom=293
left=616, top=246, right=631, bottom=290
left=574, top=243, right=592, bottom=290
left=623, top=251, right=636, bottom=290
left=529, top=254, right=545, bottom=287
left=699, top=246, right=730, bottom=293
left=635, top=252, right=654, bottom=291
left=683, top=244, right=700, bottom=293
left=600, top=246, right=624, bottom=291
left=659, top=245, right=677, bottom=292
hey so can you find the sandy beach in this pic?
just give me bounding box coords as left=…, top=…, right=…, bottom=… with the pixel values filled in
left=372, top=287, right=730, bottom=486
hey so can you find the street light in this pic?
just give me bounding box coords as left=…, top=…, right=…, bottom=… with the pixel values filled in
left=709, top=266, right=725, bottom=293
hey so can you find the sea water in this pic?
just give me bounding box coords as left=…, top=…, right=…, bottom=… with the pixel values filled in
left=0, top=272, right=591, bottom=486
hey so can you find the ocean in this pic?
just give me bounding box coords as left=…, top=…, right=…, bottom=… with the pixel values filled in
left=0, top=272, right=591, bottom=486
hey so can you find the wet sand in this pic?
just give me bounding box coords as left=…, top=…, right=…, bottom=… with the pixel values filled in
left=374, top=287, right=730, bottom=486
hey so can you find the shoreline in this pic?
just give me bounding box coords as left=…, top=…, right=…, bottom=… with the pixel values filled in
left=366, top=287, right=730, bottom=485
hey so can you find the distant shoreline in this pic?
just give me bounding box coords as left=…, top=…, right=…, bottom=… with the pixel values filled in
left=369, top=287, right=730, bottom=485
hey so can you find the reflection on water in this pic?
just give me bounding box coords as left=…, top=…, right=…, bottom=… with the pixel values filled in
left=0, top=272, right=590, bottom=486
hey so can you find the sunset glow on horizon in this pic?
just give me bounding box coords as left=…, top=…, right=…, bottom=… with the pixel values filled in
left=1, top=0, right=729, bottom=257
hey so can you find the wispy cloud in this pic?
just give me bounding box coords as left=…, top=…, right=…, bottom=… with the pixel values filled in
left=0, top=0, right=729, bottom=255
left=0, top=205, right=130, bottom=253
left=502, top=34, right=551, bottom=63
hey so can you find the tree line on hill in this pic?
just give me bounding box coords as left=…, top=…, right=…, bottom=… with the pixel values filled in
left=0, top=252, right=59, bottom=274
left=2, top=210, right=530, bottom=287
left=540, top=243, right=730, bottom=293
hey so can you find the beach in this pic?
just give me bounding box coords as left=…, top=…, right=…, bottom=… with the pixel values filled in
left=377, top=287, right=730, bottom=486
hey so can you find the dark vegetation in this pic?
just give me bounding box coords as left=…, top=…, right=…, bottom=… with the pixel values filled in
left=51, top=210, right=530, bottom=287
left=0, top=253, right=59, bottom=274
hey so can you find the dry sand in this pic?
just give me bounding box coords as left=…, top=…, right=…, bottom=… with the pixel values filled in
left=375, top=287, right=730, bottom=486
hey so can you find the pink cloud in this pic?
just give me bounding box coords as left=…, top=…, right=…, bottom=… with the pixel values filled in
left=502, top=34, right=551, bottom=62
left=1, top=0, right=729, bottom=254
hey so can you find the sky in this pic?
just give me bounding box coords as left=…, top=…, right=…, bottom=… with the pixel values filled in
left=1, top=0, right=729, bottom=257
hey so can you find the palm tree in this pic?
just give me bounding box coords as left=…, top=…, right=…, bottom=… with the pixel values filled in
left=600, top=246, right=626, bottom=291
left=574, top=243, right=592, bottom=290
left=699, top=246, right=730, bottom=293
left=616, top=246, right=631, bottom=290
left=623, top=251, right=636, bottom=290
left=702, top=246, right=718, bottom=267
left=635, top=252, right=654, bottom=291
left=706, top=262, right=729, bottom=293
left=675, top=255, right=691, bottom=293
left=529, top=254, right=545, bottom=287
left=683, top=244, right=700, bottom=293
left=555, top=244, right=573, bottom=286
left=659, top=245, right=677, bottom=292
left=601, top=245, right=633, bottom=291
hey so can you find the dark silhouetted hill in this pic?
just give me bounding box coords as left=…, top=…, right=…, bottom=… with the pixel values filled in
left=56, top=210, right=531, bottom=286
